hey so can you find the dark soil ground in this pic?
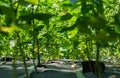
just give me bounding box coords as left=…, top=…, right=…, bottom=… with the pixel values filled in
left=30, top=63, right=120, bottom=78
left=0, top=61, right=33, bottom=78
left=0, top=61, right=120, bottom=78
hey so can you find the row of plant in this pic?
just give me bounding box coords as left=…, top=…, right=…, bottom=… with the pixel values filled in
left=0, top=0, right=120, bottom=78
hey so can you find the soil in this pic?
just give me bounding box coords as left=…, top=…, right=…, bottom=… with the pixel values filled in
left=30, top=63, right=120, bottom=78
left=0, top=61, right=120, bottom=78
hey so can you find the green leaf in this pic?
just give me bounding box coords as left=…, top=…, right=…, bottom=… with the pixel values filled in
left=105, top=26, right=117, bottom=39
left=19, top=13, right=33, bottom=24
left=0, top=31, right=9, bottom=36
left=91, top=27, right=118, bottom=41
left=95, top=0, right=104, bottom=14
left=5, top=13, right=16, bottom=26
left=30, top=26, right=44, bottom=36
left=43, top=33, right=51, bottom=39
left=0, top=25, right=15, bottom=32
left=18, top=0, right=38, bottom=5
left=62, top=4, right=72, bottom=7
left=88, top=16, right=107, bottom=29
left=81, top=0, right=88, bottom=14
left=61, top=13, right=73, bottom=21
left=0, top=2, right=13, bottom=15
left=72, top=17, right=91, bottom=34
left=19, top=13, right=53, bottom=24
left=114, top=13, right=120, bottom=25
left=16, top=24, right=33, bottom=30
left=35, top=25, right=44, bottom=32
left=19, top=41, right=31, bottom=46
left=99, top=41, right=109, bottom=47
left=34, top=25, right=44, bottom=35
left=67, top=28, right=78, bottom=38
left=60, top=26, right=75, bottom=32
left=78, top=25, right=91, bottom=34
left=73, top=40, right=79, bottom=48
left=92, top=33, right=109, bottom=41
left=19, top=10, right=31, bottom=16
left=34, top=13, right=53, bottom=20
left=24, top=0, right=38, bottom=5
left=60, top=17, right=91, bottom=34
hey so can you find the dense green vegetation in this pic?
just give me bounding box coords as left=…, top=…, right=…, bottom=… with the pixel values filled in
left=0, top=0, right=120, bottom=78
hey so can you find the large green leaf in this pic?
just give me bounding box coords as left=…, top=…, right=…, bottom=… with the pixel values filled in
left=19, top=13, right=33, bottom=24
left=87, top=16, right=107, bottom=29
left=35, top=25, right=44, bottom=32
left=92, top=33, right=110, bottom=41
left=81, top=0, right=92, bottom=15
left=43, top=33, right=52, bottom=39
left=28, top=25, right=44, bottom=36
left=34, top=25, right=44, bottom=36
left=105, top=26, right=118, bottom=39
left=18, top=0, right=38, bottom=5
left=34, top=13, right=53, bottom=20
left=25, top=0, right=38, bottom=5
left=114, top=13, right=120, bottom=25
left=94, top=0, right=104, bottom=14
left=0, top=25, right=15, bottom=32
left=0, top=5, right=11, bottom=15
left=61, top=2, right=80, bottom=11
left=73, top=40, right=79, bottom=48
left=98, top=41, right=109, bottom=47
left=5, top=13, right=16, bottom=26
left=0, top=31, right=9, bottom=36
left=16, top=24, right=33, bottom=30
left=91, top=27, right=118, bottom=41
left=73, top=17, right=91, bottom=34
left=0, top=1, right=15, bottom=15
left=60, top=26, right=75, bottom=32
left=62, top=4, right=73, bottom=7
left=19, top=13, right=53, bottom=24
left=19, top=41, right=31, bottom=46
left=0, top=2, right=16, bottom=25
left=60, top=17, right=91, bottom=34
left=60, top=13, right=73, bottom=21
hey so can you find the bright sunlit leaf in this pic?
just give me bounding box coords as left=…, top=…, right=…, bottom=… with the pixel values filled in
left=0, top=24, right=21, bottom=32
left=68, top=28, right=78, bottom=38
left=25, top=0, right=39, bottom=5
left=0, top=26, right=13, bottom=32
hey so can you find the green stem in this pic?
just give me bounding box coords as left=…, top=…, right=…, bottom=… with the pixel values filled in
left=32, top=36, right=37, bottom=73
left=96, top=41, right=102, bottom=78
left=17, top=32, right=29, bottom=78
left=36, top=38, right=41, bottom=66
left=31, top=4, right=38, bottom=73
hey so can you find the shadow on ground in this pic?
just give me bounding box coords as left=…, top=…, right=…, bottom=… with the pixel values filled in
left=30, top=70, right=77, bottom=78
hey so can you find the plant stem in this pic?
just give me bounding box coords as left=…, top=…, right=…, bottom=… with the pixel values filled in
left=96, top=41, right=102, bottom=78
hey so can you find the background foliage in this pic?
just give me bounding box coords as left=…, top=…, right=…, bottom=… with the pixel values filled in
left=0, top=0, right=120, bottom=63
